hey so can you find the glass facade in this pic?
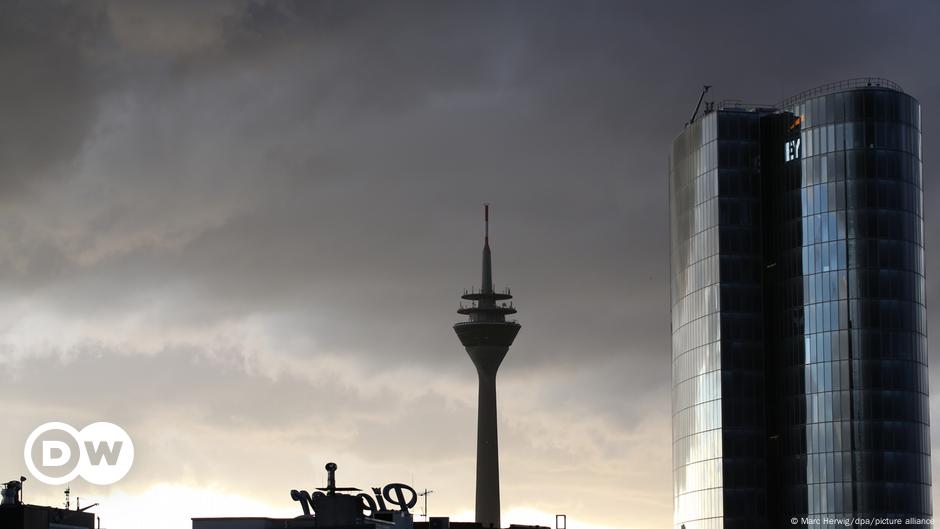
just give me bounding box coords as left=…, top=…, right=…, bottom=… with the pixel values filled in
left=670, top=82, right=930, bottom=529
left=671, top=111, right=724, bottom=529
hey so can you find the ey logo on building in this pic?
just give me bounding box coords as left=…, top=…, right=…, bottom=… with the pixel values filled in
left=24, top=422, right=134, bottom=486
left=784, top=137, right=801, bottom=162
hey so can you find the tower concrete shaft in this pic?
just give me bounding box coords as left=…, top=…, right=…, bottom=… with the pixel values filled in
left=454, top=205, right=520, bottom=529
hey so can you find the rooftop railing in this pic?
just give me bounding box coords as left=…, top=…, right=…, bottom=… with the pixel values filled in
left=717, top=99, right=776, bottom=112
left=777, top=77, right=903, bottom=109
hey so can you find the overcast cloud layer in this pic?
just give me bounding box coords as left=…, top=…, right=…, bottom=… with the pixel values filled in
left=2, top=2, right=940, bottom=528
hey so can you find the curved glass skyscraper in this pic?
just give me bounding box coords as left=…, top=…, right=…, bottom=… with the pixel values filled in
left=669, top=79, right=930, bottom=529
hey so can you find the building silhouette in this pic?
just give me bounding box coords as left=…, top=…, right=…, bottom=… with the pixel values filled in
left=190, top=462, right=548, bottom=529
left=670, top=79, right=930, bottom=529
left=454, top=205, right=521, bottom=528
left=0, top=479, right=96, bottom=529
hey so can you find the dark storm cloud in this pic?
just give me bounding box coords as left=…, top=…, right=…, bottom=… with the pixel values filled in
left=0, top=0, right=107, bottom=197
left=2, top=1, right=940, bottom=526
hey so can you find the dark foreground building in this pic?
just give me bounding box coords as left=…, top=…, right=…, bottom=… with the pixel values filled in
left=0, top=504, right=94, bottom=529
left=0, top=480, right=95, bottom=529
left=192, top=463, right=548, bottom=529
left=670, top=79, right=930, bottom=529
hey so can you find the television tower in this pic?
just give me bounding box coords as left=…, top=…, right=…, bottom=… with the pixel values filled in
left=454, top=204, right=520, bottom=529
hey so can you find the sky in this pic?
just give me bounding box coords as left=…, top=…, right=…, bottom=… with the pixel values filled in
left=1, top=1, right=940, bottom=528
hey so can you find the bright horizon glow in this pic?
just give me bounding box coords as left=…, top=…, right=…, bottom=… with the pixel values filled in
left=75, top=484, right=299, bottom=529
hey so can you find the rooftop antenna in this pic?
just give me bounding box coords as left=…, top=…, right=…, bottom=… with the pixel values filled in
left=418, top=489, right=434, bottom=519
left=64, top=487, right=70, bottom=510
left=687, top=85, right=712, bottom=126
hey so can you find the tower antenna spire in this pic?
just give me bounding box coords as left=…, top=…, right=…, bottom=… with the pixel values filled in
left=481, top=203, right=493, bottom=294
left=484, top=203, right=489, bottom=246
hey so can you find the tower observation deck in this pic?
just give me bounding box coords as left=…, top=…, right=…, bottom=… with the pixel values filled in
left=453, top=204, right=521, bottom=529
